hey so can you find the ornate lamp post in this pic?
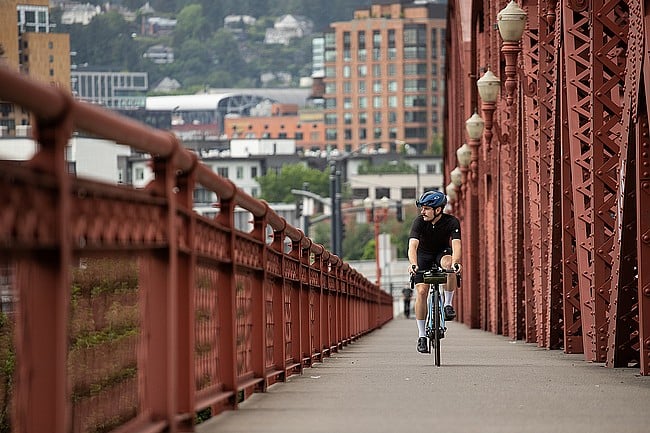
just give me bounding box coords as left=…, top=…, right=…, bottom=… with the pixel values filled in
left=364, top=196, right=390, bottom=288
left=456, top=143, right=472, bottom=197
left=463, top=112, right=484, bottom=328
left=465, top=112, right=485, bottom=179
left=477, top=69, right=500, bottom=148
left=497, top=1, right=527, bottom=106
left=445, top=182, right=457, bottom=212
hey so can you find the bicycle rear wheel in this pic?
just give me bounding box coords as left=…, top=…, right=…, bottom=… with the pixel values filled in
left=432, top=288, right=441, bottom=366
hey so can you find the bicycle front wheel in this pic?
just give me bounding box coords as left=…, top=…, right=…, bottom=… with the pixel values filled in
left=432, top=288, right=441, bottom=366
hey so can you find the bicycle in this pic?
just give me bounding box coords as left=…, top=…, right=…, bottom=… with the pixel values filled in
left=411, top=265, right=459, bottom=366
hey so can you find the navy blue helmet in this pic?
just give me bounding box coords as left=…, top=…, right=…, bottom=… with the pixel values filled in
left=415, top=190, right=447, bottom=209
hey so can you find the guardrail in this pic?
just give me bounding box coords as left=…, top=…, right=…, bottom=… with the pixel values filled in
left=0, top=66, right=393, bottom=433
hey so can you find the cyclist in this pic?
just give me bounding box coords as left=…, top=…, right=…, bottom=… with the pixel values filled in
left=407, top=190, right=462, bottom=354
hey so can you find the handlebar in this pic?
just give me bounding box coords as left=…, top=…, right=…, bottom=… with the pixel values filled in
left=411, top=264, right=459, bottom=274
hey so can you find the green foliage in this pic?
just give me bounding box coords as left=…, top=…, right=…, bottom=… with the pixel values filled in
left=56, top=0, right=371, bottom=90
left=257, top=163, right=329, bottom=203
left=0, top=312, right=14, bottom=433
left=357, top=160, right=418, bottom=175
left=341, top=221, right=373, bottom=261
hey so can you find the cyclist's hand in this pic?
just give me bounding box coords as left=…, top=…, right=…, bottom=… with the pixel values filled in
left=409, top=264, right=417, bottom=275
left=452, top=263, right=462, bottom=274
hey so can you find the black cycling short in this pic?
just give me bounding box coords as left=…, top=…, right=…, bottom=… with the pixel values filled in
left=412, top=247, right=452, bottom=284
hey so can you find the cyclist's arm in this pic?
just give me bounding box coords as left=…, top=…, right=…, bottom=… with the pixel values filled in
left=451, top=238, right=462, bottom=267
left=408, top=238, right=419, bottom=271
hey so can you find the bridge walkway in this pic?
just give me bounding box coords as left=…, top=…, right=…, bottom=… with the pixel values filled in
left=198, top=317, right=650, bottom=433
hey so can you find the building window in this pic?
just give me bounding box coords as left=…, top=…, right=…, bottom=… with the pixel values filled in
left=344, top=129, right=352, bottom=139
left=325, top=113, right=337, bottom=124
left=216, top=167, right=229, bottom=178
left=373, top=96, right=382, bottom=108
left=251, top=166, right=258, bottom=178
left=358, top=31, right=365, bottom=48
left=376, top=187, right=390, bottom=199
left=236, top=167, right=244, bottom=179
left=388, top=81, right=397, bottom=92
left=357, top=65, right=367, bottom=77
left=359, top=127, right=367, bottom=139
left=344, top=98, right=352, bottom=109
left=373, top=128, right=382, bottom=139
left=359, top=112, right=367, bottom=124
left=352, top=188, right=370, bottom=199
left=388, top=64, right=397, bottom=76
left=402, top=187, right=417, bottom=199
left=358, top=49, right=366, bottom=61
left=373, top=80, right=382, bottom=93
left=388, top=96, right=398, bottom=108
left=373, top=111, right=381, bottom=123
left=278, top=132, right=287, bottom=138
left=135, top=167, right=144, bottom=180
left=295, top=132, right=304, bottom=140
left=372, top=64, right=381, bottom=77
left=326, top=128, right=337, bottom=140
left=358, top=96, right=367, bottom=109
left=358, top=81, right=366, bottom=93
left=343, top=65, right=351, bottom=77
left=431, top=28, right=438, bottom=59
left=344, top=112, right=352, bottom=124
left=343, top=81, right=351, bottom=93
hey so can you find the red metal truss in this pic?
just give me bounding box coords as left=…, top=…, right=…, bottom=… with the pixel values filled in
left=590, top=0, right=628, bottom=363
left=446, top=0, right=648, bottom=374
left=606, top=0, right=643, bottom=371
left=563, top=1, right=597, bottom=361
left=639, top=13, right=650, bottom=375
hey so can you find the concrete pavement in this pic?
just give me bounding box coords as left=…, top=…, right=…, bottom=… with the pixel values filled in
left=197, top=317, right=650, bottom=433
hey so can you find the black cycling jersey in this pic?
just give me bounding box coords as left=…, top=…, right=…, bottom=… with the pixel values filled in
left=408, top=213, right=461, bottom=255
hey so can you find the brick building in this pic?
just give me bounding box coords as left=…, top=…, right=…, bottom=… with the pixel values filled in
left=322, top=0, right=446, bottom=154
left=0, top=0, right=70, bottom=136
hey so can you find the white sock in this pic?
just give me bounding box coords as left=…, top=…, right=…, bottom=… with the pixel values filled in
left=445, top=291, right=454, bottom=306
left=417, top=320, right=426, bottom=338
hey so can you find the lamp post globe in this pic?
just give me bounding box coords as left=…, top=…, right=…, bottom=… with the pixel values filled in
left=465, top=112, right=485, bottom=140
left=497, top=1, right=527, bottom=42
left=477, top=69, right=500, bottom=103
left=457, top=143, right=472, bottom=168
left=451, top=167, right=463, bottom=187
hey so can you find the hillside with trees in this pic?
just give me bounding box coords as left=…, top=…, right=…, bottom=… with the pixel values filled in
left=54, top=0, right=369, bottom=90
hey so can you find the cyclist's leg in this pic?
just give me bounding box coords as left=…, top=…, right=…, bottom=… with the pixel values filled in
left=438, top=250, right=457, bottom=319
left=414, top=253, right=435, bottom=345
left=414, top=281, right=428, bottom=335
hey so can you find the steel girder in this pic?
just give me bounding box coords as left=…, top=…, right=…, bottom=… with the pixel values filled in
left=446, top=0, right=649, bottom=374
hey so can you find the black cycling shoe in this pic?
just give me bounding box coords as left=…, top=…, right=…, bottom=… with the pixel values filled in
left=444, top=305, right=457, bottom=321
left=417, top=337, right=429, bottom=353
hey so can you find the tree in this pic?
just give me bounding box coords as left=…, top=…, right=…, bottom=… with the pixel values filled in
left=173, top=4, right=209, bottom=45
left=257, top=163, right=329, bottom=203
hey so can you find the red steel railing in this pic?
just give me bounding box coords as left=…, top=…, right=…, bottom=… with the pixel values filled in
left=0, top=66, right=393, bottom=433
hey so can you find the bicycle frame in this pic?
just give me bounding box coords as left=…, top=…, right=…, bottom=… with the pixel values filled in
left=423, top=269, right=448, bottom=366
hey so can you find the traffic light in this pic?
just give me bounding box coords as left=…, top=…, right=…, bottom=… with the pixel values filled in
left=396, top=202, right=403, bottom=222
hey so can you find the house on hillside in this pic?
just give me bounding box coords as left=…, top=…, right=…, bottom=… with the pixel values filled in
left=60, top=3, right=102, bottom=25
left=264, top=15, right=313, bottom=45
